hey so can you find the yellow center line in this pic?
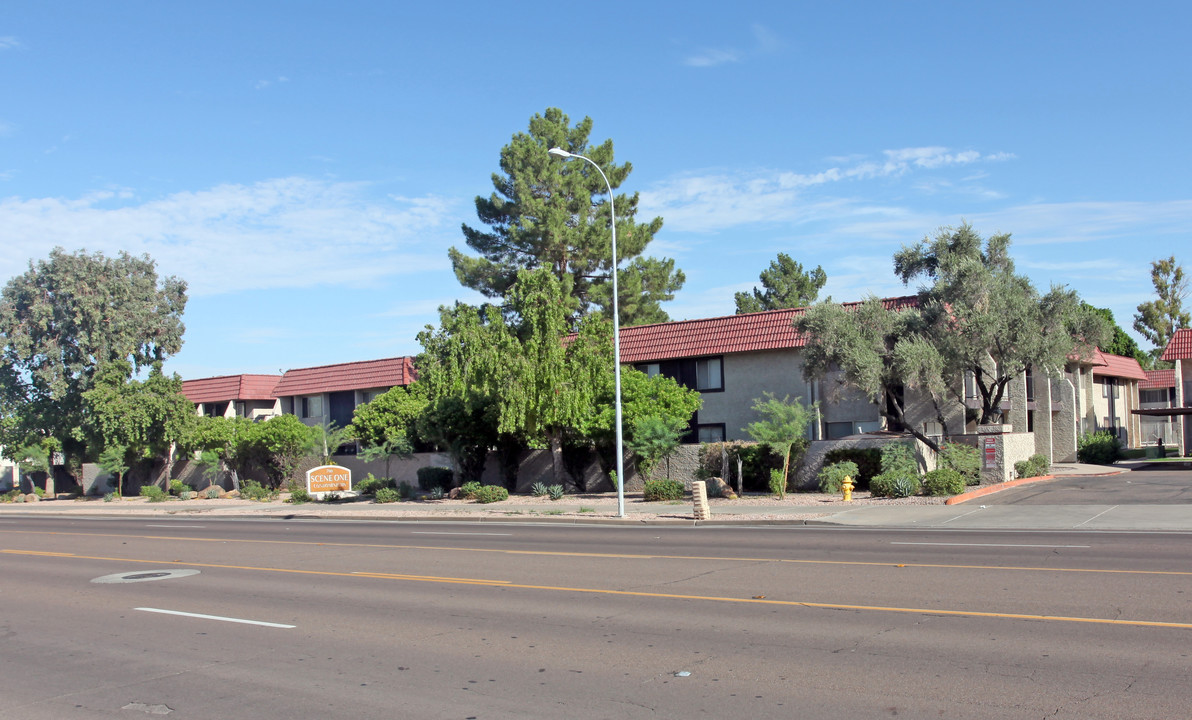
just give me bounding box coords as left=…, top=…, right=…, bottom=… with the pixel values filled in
left=1, top=528, right=1188, bottom=577
left=4, top=548, right=1192, bottom=630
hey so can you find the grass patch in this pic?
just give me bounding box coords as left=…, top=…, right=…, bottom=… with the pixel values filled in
left=578, top=506, right=595, bottom=513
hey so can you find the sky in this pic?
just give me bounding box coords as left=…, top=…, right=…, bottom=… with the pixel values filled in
left=3, top=1, right=1190, bottom=379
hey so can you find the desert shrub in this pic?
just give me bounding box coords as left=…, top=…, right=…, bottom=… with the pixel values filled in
left=695, top=441, right=786, bottom=493
left=817, top=461, right=860, bottom=494
left=531, top=482, right=549, bottom=497
left=139, top=485, right=168, bottom=502
left=547, top=484, right=565, bottom=501
left=374, top=487, right=400, bottom=503
left=458, top=481, right=482, bottom=499
left=768, top=469, right=785, bottom=497
left=103, top=491, right=118, bottom=502
left=870, top=473, right=921, bottom=498
left=880, top=442, right=920, bottom=475
left=32, top=486, right=46, bottom=498
left=417, top=466, right=454, bottom=492
left=473, top=485, right=509, bottom=504
left=398, top=481, right=414, bottom=500
left=1077, top=430, right=1120, bottom=465
left=205, top=486, right=222, bottom=499
left=169, top=479, right=187, bottom=496
left=1015, top=454, right=1051, bottom=479
left=356, top=473, right=395, bottom=496
left=179, top=490, right=195, bottom=501
left=2, top=489, right=21, bottom=503
left=429, top=486, right=445, bottom=500
left=939, top=443, right=981, bottom=485
left=643, top=479, right=684, bottom=502
left=240, top=479, right=276, bottom=502
left=287, top=488, right=311, bottom=504
left=922, top=468, right=965, bottom=496
left=822, top=448, right=882, bottom=489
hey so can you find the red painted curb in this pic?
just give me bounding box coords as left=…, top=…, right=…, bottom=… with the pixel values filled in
left=945, top=469, right=1126, bottom=504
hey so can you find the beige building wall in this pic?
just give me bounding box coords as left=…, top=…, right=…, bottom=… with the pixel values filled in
left=699, top=349, right=815, bottom=441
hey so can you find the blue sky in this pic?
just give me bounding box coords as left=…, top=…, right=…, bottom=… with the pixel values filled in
left=3, top=1, right=1190, bottom=378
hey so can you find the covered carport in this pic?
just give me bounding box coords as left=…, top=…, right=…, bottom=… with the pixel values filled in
left=1131, top=407, right=1192, bottom=457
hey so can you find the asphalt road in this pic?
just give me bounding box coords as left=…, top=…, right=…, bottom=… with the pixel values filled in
left=983, top=467, right=1192, bottom=505
left=2, top=517, right=1191, bottom=719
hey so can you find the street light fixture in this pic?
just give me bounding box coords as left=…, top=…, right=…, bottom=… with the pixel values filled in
left=548, top=146, right=626, bottom=518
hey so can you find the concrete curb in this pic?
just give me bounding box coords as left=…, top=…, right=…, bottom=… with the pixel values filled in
left=944, top=467, right=1127, bottom=505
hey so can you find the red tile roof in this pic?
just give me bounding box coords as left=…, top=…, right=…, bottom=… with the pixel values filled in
left=1141, top=369, right=1175, bottom=390
left=1090, top=349, right=1148, bottom=381
left=1161, top=328, right=1192, bottom=361
left=181, top=374, right=281, bottom=404
left=618, top=296, right=919, bottom=364
left=272, top=357, right=416, bottom=397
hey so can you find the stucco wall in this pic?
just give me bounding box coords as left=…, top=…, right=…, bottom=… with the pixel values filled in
left=698, top=349, right=813, bottom=441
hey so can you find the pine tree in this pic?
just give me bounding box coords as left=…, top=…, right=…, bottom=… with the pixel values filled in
left=734, top=253, right=826, bottom=314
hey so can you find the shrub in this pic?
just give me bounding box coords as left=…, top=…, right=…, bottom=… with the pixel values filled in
left=822, top=448, right=882, bottom=489
left=356, top=473, right=395, bottom=496
left=1014, top=454, right=1051, bottom=480
left=169, top=479, right=187, bottom=496
left=473, top=485, right=509, bottom=504
left=179, top=490, right=195, bottom=501
left=458, top=481, right=482, bottom=499
left=139, top=485, right=168, bottom=502
left=547, top=484, right=565, bottom=501
left=240, top=479, right=276, bottom=502
left=1077, top=430, right=1120, bottom=465
left=870, top=473, right=921, bottom=498
left=287, top=488, right=311, bottom=504
left=817, top=461, right=860, bottom=494
left=939, top=443, right=981, bottom=485
left=880, top=442, right=919, bottom=476
left=695, top=441, right=787, bottom=493
left=643, top=479, right=684, bottom=502
left=531, top=482, right=549, bottom=497
left=374, top=487, right=400, bottom=503
left=32, top=486, right=46, bottom=498
left=2, top=489, right=21, bottom=503
left=417, top=466, right=454, bottom=492
left=922, top=468, right=965, bottom=496
left=398, top=481, right=414, bottom=500
left=429, top=486, right=446, bottom=500
left=103, top=491, right=118, bottom=502
left=768, top=468, right=786, bottom=497
left=205, top=486, right=222, bottom=499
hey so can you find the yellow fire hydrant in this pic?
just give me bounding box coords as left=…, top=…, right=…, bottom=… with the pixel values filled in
left=841, top=475, right=854, bottom=502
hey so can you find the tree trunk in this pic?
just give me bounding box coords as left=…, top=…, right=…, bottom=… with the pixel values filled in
left=548, top=429, right=564, bottom=488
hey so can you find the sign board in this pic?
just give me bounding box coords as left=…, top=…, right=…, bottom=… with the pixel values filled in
left=982, top=437, right=997, bottom=470
left=306, top=465, right=352, bottom=493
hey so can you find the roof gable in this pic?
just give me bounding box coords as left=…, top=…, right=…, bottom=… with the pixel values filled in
left=272, top=356, right=416, bottom=397
left=181, top=374, right=281, bottom=404
left=618, top=296, right=918, bottom=364
left=1161, top=328, right=1192, bottom=361
left=1141, top=369, right=1175, bottom=390
left=1090, top=349, right=1147, bottom=381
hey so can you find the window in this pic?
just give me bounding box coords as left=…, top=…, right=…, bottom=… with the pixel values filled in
left=639, top=363, right=661, bottom=378
left=1025, top=367, right=1035, bottom=402
left=964, top=371, right=979, bottom=400
left=696, top=424, right=726, bottom=443
left=825, top=422, right=853, bottom=440
left=301, top=395, right=323, bottom=419
left=1101, top=380, right=1109, bottom=398
left=695, top=357, right=722, bottom=391
left=1140, top=389, right=1166, bottom=404
left=1027, top=410, right=1035, bottom=433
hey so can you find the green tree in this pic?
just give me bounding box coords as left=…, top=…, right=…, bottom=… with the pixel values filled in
left=349, top=384, right=426, bottom=479
left=627, top=416, right=683, bottom=481
left=588, top=366, right=702, bottom=472
left=1083, top=304, right=1147, bottom=367
left=1133, top=256, right=1189, bottom=365
left=450, top=107, right=683, bottom=326
left=734, top=253, right=827, bottom=314
left=239, top=414, right=318, bottom=489
left=308, top=421, right=354, bottom=465
left=82, top=360, right=195, bottom=491
left=893, top=224, right=1109, bottom=426
left=742, top=393, right=817, bottom=498
left=180, top=415, right=254, bottom=490
left=0, top=248, right=187, bottom=475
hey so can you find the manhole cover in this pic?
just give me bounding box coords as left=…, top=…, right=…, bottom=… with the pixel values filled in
left=91, top=569, right=200, bottom=584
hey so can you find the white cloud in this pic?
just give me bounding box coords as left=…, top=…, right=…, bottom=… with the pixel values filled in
left=684, top=48, right=740, bottom=67
left=640, top=146, right=1013, bottom=232
left=751, top=24, right=781, bottom=54
left=0, top=36, right=21, bottom=51
left=0, top=177, right=462, bottom=296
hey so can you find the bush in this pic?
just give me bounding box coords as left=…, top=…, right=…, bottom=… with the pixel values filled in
left=169, top=479, right=187, bottom=496
left=768, top=469, right=786, bottom=497
left=1077, top=430, right=1120, bottom=465
left=922, top=468, right=965, bottom=496
left=939, top=443, right=981, bottom=485
left=1015, top=453, right=1051, bottom=480
left=429, top=486, right=446, bottom=500
left=32, top=486, right=46, bottom=498
left=240, top=479, right=276, bottom=502
left=458, top=481, right=482, bottom=499
left=356, top=473, right=395, bottom=496
left=817, top=461, right=860, bottom=494
left=531, top=482, right=549, bottom=497
left=643, top=479, right=685, bottom=502
left=139, top=485, right=168, bottom=502
left=398, top=481, right=414, bottom=500
left=694, top=441, right=787, bottom=493
left=103, top=491, right=118, bottom=502
left=374, top=487, right=400, bottom=503
left=287, top=488, right=311, bottom=504
left=2, top=489, right=21, bottom=503
left=472, top=485, right=509, bottom=504
left=880, top=442, right=919, bottom=475
left=822, top=448, right=882, bottom=489
left=179, top=490, right=195, bottom=501
left=870, top=473, right=921, bottom=498
left=417, top=466, right=454, bottom=492
left=547, top=484, right=565, bottom=501
left=205, top=486, right=222, bottom=499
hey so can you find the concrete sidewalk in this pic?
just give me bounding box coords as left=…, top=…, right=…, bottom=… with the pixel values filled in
left=4, top=461, right=1188, bottom=531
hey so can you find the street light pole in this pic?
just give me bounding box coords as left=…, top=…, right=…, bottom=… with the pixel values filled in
left=547, top=146, right=626, bottom=518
